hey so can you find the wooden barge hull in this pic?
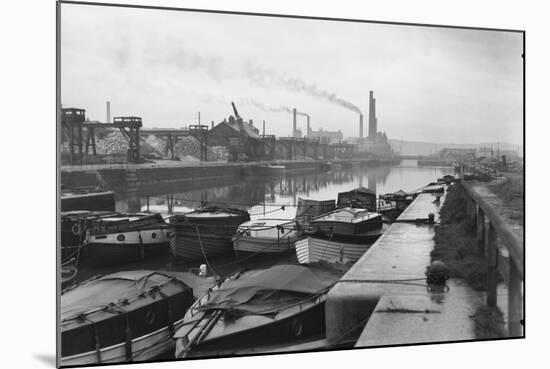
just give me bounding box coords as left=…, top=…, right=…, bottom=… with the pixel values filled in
left=85, top=242, right=170, bottom=266
left=182, top=302, right=326, bottom=358
left=232, top=234, right=298, bottom=254
left=61, top=191, right=116, bottom=212
left=170, top=231, right=234, bottom=261
left=84, top=228, right=173, bottom=266
left=295, top=237, right=373, bottom=264
left=61, top=271, right=193, bottom=366
left=62, top=317, right=186, bottom=366
left=169, top=210, right=250, bottom=262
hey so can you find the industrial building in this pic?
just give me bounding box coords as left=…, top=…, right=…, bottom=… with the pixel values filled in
left=307, top=128, right=344, bottom=144
left=207, top=104, right=263, bottom=161
left=350, top=90, right=393, bottom=156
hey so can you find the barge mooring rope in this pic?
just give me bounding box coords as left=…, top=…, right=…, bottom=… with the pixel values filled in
left=195, top=224, right=218, bottom=278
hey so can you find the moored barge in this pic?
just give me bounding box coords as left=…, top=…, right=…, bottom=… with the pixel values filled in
left=61, top=210, right=119, bottom=260
left=84, top=213, right=173, bottom=266
left=232, top=218, right=300, bottom=255
left=169, top=207, right=250, bottom=262
left=295, top=227, right=386, bottom=264
left=309, top=207, right=383, bottom=236
left=174, top=264, right=345, bottom=358
left=61, top=271, right=193, bottom=366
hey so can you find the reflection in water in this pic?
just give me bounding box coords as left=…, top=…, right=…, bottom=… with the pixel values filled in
left=429, top=286, right=448, bottom=305
left=116, top=160, right=452, bottom=221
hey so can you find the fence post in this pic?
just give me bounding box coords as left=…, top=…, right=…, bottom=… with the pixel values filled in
left=486, top=223, right=498, bottom=307
left=471, top=199, right=477, bottom=228
left=476, top=206, right=485, bottom=255
left=508, top=260, right=523, bottom=336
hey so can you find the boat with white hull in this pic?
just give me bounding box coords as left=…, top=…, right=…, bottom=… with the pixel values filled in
left=295, top=229, right=384, bottom=264
left=232, top=218, right=300, bottom=255
left=309, top=207, right=383, bottom=236
left=61, top=210, right=119, bottom=261
left=84, top=213, right=173, bottom=266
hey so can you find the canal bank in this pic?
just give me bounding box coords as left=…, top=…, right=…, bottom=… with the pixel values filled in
left=61, top=158, right=400, bottom=192
left=325, top=191, right=484, bottom=347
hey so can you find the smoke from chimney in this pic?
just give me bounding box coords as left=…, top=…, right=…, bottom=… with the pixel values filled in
left=242, top=99, right=309, bottom=117
left=245, top=64, right=362, bottom=115
left=156, top=46, right=362, bottom=115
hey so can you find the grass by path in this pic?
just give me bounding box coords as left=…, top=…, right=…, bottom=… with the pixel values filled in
left=488, top=174, right=524, bottom=226
left=432, top=184, right=488, bottom=291
left=432, top=184, right=505, bottom=338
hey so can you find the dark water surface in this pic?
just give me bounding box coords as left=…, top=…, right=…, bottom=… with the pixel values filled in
left=77, top=160, right=452, bottom=282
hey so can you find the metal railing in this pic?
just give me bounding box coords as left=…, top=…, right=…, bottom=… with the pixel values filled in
left=460, top=180, right=524, bottom=337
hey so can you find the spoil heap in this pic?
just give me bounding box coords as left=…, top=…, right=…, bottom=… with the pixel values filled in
left=171, top=136, right=228, bottom=162
left=95, top=131, right=159, bottom=157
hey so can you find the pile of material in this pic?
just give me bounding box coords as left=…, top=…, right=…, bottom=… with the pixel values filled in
left=95, top=131, right=160, bottom=157
left=145, top=135, right=227, bottom=161
left=61, top=131, right=229, bottom=162
left=145, top=135, right=167, bottom=156
left=171, top=136, right=227, bottom=162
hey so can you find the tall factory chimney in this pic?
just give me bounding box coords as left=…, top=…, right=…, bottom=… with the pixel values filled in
left=292, top=108, right=297, bottom=138
left=106, top=101, right=111, bottom=123
left=368, top=91, right=377, bottom=138
left=307, top=115, right=311, bottom=137
left=359, top=114, right=364, bottom=138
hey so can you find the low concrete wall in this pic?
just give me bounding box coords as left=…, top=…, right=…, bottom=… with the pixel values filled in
left=325, top=191, right=479, bottom=347
left=60, top=171, right=100, bottom=189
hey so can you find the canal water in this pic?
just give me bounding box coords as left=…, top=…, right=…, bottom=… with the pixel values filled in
left=77, top=160, right=453, bottom=282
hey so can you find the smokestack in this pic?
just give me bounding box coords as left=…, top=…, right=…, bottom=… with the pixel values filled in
left=359, top=114, right=363, bottom=138
left=293, top=108, right=297, bottom=138
left=211, top=121, right=214, bottom=129
left=263, top=120, right=266, bottom=137
left=368, top=91, right=377, bottom=138
left=249, top=119, right=253, bottom=126
left=307, top=115, right=311, bottom=137
left=106, top=101, right=111, bottom=123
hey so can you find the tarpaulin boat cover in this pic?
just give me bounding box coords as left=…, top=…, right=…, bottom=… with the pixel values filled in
left=197, top=264, right=345, bottom=315
left=337, top=187, right=377, bottom=209
left=61, top=270, right=192, bottom=330
left=296, top=198, right=336, bottom=218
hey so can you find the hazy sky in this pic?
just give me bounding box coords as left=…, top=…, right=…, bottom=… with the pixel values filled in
left=61, top=3, right=523, bottom=144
